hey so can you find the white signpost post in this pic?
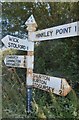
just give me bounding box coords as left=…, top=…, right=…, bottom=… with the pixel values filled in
left=2, top=14, right=79, bottom=113
left=30, top=21, right=79, bottom=41
left=4, top=55, right=27, bottom=68
left=25, top=15, right=37, bottom=113
left=33, top=73, right=71, bottom=96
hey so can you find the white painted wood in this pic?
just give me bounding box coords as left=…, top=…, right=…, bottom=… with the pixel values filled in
left=26, top=56, right=34, bottom=69
left=1, top=35, right=29, bottom=51
left=33, top=73, right=71, bottom=96
left=4, top=55, right=27, bottom=68
left=25, top=14, right=37, bottom=27
left=30, top=21, right=79, bottom=41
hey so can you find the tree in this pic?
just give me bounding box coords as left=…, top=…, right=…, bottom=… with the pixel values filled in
left=2, top=2, right=79, bottom=119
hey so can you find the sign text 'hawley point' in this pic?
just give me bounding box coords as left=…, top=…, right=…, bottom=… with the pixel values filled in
left=30, top=21, right=79, bottom=41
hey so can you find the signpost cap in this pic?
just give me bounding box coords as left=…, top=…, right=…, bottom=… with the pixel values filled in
left=25, top=15, right=37, bottom=27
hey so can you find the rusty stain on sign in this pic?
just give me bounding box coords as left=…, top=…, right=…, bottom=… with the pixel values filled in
left=27, top=51, right=34, bottom=56
left=60, top=79, right=72, bottom=96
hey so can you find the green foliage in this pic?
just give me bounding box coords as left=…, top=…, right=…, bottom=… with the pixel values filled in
left=2, top=2, right=79, bottom=119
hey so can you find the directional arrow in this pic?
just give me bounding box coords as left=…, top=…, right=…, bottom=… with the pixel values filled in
left=4, top=55, right=34, bottom=69
left=1, top=35, right=33, bottom=51
left=33, top=73, right=72, bottom=96
left=1, top=35, right=28, bottom=51
left=4, top=55, right=27, bottom=68
left=30, top=21, right=79, bottom=41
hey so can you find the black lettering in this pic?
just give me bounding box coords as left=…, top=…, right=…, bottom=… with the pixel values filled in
left=13, top=43, right=17, bottom=48
left=68, top=27, right=71, bottom=33
left=33, top=74, right=50, bottom=82
left=63, top=28, right=68, bottom=33
left=56, top=27, right=71, bottom=35
left=17, top=60, right=21, bottom=63
left=36, top=32, right=45, bottom=38
left=49, top=31, right=53, bottom=36
left=13, top=38, right=19, bottom=43
left=8, top=42, right=26, bottom=50
left=47, top=31, right=50, bottom=36
left=9, top=36, right=19, bottom=43
left=36, top=31, right=53, bottom=38
left=20, top=45, right=26, bottom=50
left=56, top=29, right=60, bottom=35
left=8, top=42, right=10, bottom=47
left=9, top=36, right=12, bottom=41
left=9, top=56, right=16, bottom=58
left=7, top=63, right=15, bottom=66
left=34, top=78, right=47, bottom=85
left=33, top=81, right=54, bottom=92
left=59, top=90, right=62, bottom=95
left=59, top=29, right=63, bottom=34
left=7, top=60, right=15, bottom=62
left=75, top=26, right=76, bottom=32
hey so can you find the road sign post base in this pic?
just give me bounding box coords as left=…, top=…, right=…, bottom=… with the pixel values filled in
left=26, top=87, right=32, bottom=113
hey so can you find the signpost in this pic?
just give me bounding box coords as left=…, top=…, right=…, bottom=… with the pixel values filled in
left=4, top=55, right=27, bottom=68
left=30, top=21, right=79, bottom=41
left=25, top=15, right=37, bottom=113
left=33, top=73, right=71, bottom=96
left=2, top=14, right=79, bottom=114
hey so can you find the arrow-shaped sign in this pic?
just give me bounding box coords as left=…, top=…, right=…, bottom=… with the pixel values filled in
left=4, top=55, right=27, bottom=68
left=25, top=14, right=37, bottom=27
left=1, top=35, right=34, bottom=51
left=33, top=73, right=72, bottom=96
left=4, top=55, right=34, bottom=69
left=30, top=21, right=79, bottom=41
